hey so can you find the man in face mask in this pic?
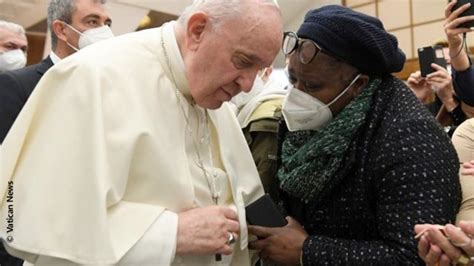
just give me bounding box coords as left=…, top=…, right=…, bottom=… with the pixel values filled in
left=0, top=1, right=112, bottom=264
left=0, top=20, right=28, bottom=72
left=248, top=5, right=460, bottom=265
left=51, top=0, right=113, bottom=56
left=0, top=0, right=113, bottom=144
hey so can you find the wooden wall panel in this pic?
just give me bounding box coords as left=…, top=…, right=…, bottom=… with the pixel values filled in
left=25, top=32, right=45, bottom=66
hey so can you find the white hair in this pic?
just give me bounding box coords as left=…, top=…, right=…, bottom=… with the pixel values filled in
left=0, top=20, right=26, bottom=37
left=178, top=0, right=279, bottom=30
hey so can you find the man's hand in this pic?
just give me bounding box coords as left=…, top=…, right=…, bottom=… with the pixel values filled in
left=248, top=217, right=308, bottom=265
left=176, top=206, right=239, bottom=256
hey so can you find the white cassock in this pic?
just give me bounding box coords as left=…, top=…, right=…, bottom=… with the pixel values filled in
left=0, top=21, right=264, bottom=265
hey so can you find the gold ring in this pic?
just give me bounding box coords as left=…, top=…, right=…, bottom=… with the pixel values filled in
left=457, top=254, right=470, bottom=265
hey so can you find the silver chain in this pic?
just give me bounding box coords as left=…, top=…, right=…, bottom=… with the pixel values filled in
left=160, top=27, right=220, bottom=205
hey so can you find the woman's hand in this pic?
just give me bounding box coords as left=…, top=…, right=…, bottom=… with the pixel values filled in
left=248, top=217, right=308, bottom=265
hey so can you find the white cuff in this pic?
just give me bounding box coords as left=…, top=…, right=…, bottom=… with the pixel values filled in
left=118, top=210, right=178, bottom=265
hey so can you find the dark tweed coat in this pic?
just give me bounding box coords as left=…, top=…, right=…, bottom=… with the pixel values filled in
left=279, top=76, right=461, bottom=265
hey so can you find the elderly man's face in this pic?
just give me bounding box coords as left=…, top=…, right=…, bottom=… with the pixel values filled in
left=0, top=27, right=27, bottom=55
left=64, top=0, right=112, bottom=49
left=287, top=51, right=360, bottom=117
left=184, top=4, right=283, bottom=109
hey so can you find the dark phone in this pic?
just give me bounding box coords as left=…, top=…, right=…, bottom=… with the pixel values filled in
left=245, top=194, right=288, bottom=227
left=450, top=0, right=474, bottom=28
left=417, top=45, right=447, bottom=77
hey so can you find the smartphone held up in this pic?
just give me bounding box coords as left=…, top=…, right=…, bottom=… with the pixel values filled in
left=450, top=0, right=474, bottom=29
left=417, top=45, right=447, bottom=77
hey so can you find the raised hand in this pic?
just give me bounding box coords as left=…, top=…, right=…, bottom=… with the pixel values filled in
left=407, top=71, right=432, bottom=103
left=426, top=63, right=458, bottom=111
left=444, top=0, right=473, bottom=70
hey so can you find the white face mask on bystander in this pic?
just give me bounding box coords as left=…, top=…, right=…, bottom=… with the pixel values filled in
left=282, top=74, right=361, bottom=131
left=0, top=49, right=26, bottom=71
left=64, top=23, right=114, bottom=51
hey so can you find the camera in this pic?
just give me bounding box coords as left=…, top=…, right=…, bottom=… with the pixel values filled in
left=417, top=45, right=447, bottom=77
left=450, top=0, right=474, bottom=28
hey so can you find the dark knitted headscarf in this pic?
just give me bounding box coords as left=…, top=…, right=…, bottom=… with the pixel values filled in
left=297, top=5, right=406, bottom=75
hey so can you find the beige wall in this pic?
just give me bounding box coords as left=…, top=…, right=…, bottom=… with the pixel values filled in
left=346, top=0, right=473, bottom=61
left=275, top=0, right=456, bottom=67
left=274, top=0, right=343, bottom=67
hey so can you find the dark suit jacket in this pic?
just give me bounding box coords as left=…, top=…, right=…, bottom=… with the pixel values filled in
left=0, top=57, right=53, bottom=144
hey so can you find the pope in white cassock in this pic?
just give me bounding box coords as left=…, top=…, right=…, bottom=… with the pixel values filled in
left=0, top=0, right=283, bottom=265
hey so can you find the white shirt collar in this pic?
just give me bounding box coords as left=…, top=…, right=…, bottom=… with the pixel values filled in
left=49, top=51, right=61, bottom=65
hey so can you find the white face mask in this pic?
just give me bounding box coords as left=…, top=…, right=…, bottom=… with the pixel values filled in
left=282, top=74, right=361, bottom=132
left=0, top=49, right=26, bottom=71
left=64, top=23, right=114, bottom=51
left=230, top=76, right=266, bottom=109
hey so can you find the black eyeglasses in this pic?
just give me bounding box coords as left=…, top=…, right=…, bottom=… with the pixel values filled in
left=282, top=31, right=323, bottom=65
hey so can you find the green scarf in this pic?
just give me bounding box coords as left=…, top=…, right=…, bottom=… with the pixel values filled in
left=278, top=78, right=381, bottom=203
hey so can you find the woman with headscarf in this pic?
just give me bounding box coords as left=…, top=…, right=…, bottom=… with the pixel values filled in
left=248, top=5, right=460, bottom=265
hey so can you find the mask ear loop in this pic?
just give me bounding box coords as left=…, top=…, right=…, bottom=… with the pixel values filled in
left=66, top=42, right=79, bottom=52
left=62, top=22, right=81, bottom=51
left=258, top=67, right=269, bottom=80
left=63, top=22, right=83, bottom=36
left=326, top=73, right=362, bottom=106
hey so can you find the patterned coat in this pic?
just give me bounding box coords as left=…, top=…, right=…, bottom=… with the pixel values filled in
left=280, top=76, right=461, bottom=265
